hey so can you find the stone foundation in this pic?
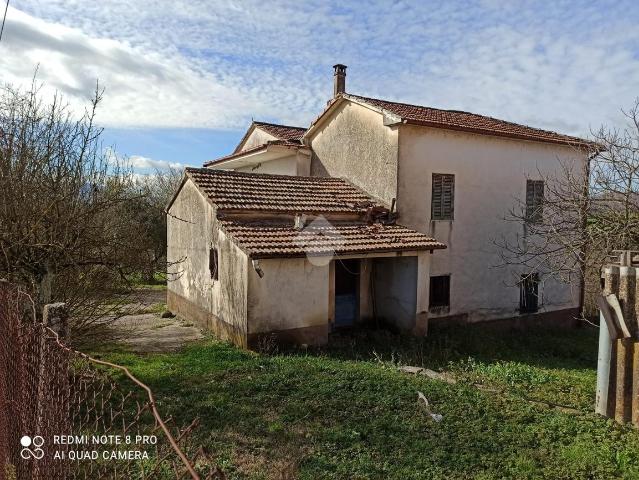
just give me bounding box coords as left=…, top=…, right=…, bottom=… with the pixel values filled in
left=429, top=307, right=580, bottom=331
left=167, top=289, right=247, bottom=347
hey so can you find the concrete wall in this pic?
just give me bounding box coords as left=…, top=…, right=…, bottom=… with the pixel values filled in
left=239, top=127, right=277, bottom=151
left=309, top=101, right=399, bottom=206
left=246, top=257, right=329, bottom=345
left=396, top=125, right=587, bottom=322
left=167, top=179, right=248, bottom=344
left=373, top=256, right=418, bottom=331
left=235, top=155, right=298, bottom=175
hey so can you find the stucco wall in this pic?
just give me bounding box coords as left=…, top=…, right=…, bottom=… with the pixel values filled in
left=397, top=125, right=587, bottom=321
left=247, top=257, right=329, bottom=336
left=167, top=180, right=248, bottom=341
left=239, top=127, right=277, bottom=151
left=235, top=155, right=299, bottom=175
left=309, top=101, right=399, bottom=206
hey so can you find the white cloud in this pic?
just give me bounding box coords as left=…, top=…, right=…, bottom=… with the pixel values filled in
left=128, top=155, right=184, bottom=171
left=2, top=1, right=639, bottom=137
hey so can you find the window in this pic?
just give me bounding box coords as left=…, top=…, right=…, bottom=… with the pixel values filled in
left=525, top=180, right=544, bottom=224
left=429, top=275, right=450, bottom=309
left=431, top=174, right=455, bottom=220
left=519, top=273, right=539, bottom=313
left=209, top=248, right=219, bottom=280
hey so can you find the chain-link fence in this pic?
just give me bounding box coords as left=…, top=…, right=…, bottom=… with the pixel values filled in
left=0, top=281, right=225, bottom=480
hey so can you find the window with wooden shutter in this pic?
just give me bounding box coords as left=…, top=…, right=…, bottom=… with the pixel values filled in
left=525, top=180, right=544, bottom=224
left=431, top=174, right=455, bottom=220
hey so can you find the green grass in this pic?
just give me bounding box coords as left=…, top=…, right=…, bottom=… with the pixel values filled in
left=98, top=325, right=639, bottom=479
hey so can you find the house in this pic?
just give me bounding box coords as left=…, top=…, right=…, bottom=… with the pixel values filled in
left=166, top=168, right=445, bottom=347
left=168, top=64, right=595, bottom=347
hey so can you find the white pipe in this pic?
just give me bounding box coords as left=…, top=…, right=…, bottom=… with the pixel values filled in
left=595, top=309, right=612, bottom=416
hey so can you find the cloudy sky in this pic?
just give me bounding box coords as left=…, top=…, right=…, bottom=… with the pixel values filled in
left=1, top=0, right=638, bottom=172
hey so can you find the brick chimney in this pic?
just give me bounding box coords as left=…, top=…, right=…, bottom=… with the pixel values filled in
left=333, top=64, right=347, bottom=97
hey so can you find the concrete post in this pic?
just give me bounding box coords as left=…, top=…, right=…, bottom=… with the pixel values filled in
left=43, top=302, right=69, bottom=340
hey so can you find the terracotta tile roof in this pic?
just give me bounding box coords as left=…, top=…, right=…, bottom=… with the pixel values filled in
left=253, top=121, right=306, bottom=141
left=220, top=219, right=446, bottom=259
left=186, top=167, right=379, bottom=213
left=204, top=140, right=302, bottom=167
left=343, top=94, right=596, bottom=148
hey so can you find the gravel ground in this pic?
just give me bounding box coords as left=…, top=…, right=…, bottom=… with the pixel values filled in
left=113, top=288, right=204, bottom=353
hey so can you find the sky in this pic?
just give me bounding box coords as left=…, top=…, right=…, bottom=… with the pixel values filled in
left=1, top=0, right=639, bottom=173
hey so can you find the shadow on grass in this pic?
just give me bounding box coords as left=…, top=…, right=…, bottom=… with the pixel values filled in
left=287, top=322, right=599, bottom=372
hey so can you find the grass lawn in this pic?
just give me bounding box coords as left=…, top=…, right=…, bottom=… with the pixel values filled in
left=98, top=324, right=639, bottom=479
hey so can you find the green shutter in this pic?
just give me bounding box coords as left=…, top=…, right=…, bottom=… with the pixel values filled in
left=432, top=174, right=454, bottom=220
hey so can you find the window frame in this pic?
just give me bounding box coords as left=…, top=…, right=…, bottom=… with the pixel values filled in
left=519, top=273, right=540, bottom=313
left=525, top=179, right=544, bottom=224
left=429, top=274, right=451, bottom=310
left=431, top=173, right=455, bottom=221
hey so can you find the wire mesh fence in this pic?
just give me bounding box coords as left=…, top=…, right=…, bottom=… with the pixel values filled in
left=0, top=281, right=225, bottom=480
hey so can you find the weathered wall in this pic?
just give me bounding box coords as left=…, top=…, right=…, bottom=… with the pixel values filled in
left=235, top=154, right=301, bottom=176
left=167, top=179, right=248, bottom=344
left=309, top=101, right=398, bottom=206
left=246, top=257, right=329, bottom=345
left=238, top=127, right=277, bottom=151
left=373, top=256, right=418, bottom=331
left=397, top=125, right=587, bottom=322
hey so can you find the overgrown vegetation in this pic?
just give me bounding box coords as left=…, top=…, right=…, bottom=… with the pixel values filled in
left=99, top=326, right=639, bottom=479
left=0, top=82, right=181, bottom=343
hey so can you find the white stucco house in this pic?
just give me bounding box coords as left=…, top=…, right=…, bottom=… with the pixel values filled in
left=168, top=65, right=596, bottom=347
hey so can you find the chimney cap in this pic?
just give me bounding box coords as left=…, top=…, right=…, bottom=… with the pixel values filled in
left=333, top=64, right=347, bottom=72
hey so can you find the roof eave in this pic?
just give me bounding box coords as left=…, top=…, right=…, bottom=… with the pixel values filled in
left=400, top=118, right=598, bottom=150
left=247, top=243, right=447, bottom=260
left=204, top=143, right=309, bottom=168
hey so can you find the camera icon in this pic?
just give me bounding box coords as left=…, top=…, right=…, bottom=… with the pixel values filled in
left=20, top=435, right=45, bottom=460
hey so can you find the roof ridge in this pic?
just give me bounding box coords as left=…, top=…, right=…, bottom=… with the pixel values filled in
left=253, top=120, right=307, bottom=131
left=186, top=166, right=347, bottom=182
left=347, top=93, right=573, bottom=136
left=344, top=93, right=594, bottom=146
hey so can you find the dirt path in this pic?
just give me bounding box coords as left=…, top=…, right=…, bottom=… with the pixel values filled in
left=113, top=288, right=204, bottom=353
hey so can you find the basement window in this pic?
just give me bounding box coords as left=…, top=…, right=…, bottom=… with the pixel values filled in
left=429, top=275, right=450, bottom=310
left=209, top=248, right=219, bottom=281
left=431, top=174, right=455, bottom=220
left=519, top=273, right=539, bottom=313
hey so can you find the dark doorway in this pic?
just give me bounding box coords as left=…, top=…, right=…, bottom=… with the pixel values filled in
left=334, top=259, right=360, bottom=327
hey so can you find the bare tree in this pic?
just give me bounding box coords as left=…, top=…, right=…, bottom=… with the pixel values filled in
left=126, top=167, right=183, bottom=283
left=497, top=99, right=639, bottom=318
left=0, top=81, right=147, bottom=342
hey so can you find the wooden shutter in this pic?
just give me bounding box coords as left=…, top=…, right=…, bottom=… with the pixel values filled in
left=432, top=174, right=455, bottom=220
left=525, top=180, right=544, bottom=223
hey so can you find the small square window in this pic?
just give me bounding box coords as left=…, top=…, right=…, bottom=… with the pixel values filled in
left=209, top=248, right=219, bottom=280
left=429, top=275, right=450, bottom=309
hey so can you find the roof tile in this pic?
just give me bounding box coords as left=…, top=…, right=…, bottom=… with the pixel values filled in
left=220, top=219, right=446, bottom=259
left=186, top=168, right=379, bottom=213
left=344, top=94, right=595, bottom=148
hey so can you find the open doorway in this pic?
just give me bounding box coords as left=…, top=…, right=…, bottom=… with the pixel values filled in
left=334, top=259, right=360, bottom=328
